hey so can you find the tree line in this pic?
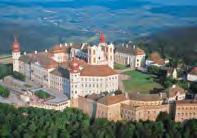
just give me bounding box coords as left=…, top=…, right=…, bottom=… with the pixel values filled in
left=0, top=103, right=196, bottom=138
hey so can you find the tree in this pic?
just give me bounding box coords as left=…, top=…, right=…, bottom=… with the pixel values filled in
left=12, top=71, right=25, bottom=81
left=156, top=112, right=171, bottom=122
left=190, top=82, right=197, bottom=94
left=163, top=77, right=176, bottom=88
left=0, top=85, right=10, bottom=98
left=0, top=64, right=12, bottom=79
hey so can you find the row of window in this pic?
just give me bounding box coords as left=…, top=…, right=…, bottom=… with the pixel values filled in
left=81, top=76, right=117, bottom=82
left=176, top=112, right=196, bottom=116
left=177, top=106, right=197, bottom=110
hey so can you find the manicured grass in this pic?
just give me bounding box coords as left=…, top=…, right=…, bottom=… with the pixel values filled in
left=123, top=70, right=162, bottom=93
left=114, top=63, right=128, bottom=70
left=0, top=85, right=10, bottom=98
left=35, top=90, right=51, bottom=100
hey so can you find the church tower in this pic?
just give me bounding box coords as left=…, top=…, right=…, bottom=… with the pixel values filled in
left=105, top=43, right=114, bottom=69
left=87, top=32, right=114, bottom=68
left=12, top=36, right=21, bottom=72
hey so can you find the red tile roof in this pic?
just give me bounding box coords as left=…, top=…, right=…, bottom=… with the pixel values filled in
left=80, top=65, right=117, bottom=76
left=97, top=94, right=127, bottom=105
left=149, top=52, right=165, bottom=65
left=190, top=67, right=197, bottom=75
left=50, top=45, right=70, bottom=54
left=134, top=48, right=145, bottom=55
left=19, top=52, right=58, bottom=69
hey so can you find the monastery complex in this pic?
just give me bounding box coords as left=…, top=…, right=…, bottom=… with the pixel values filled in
left=10, top=33, right=197, bottom=122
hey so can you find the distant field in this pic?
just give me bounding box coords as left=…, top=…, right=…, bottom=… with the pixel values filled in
left=0, top=54, right=12, bottom=64
left=123, top=70, right=162, bottom=93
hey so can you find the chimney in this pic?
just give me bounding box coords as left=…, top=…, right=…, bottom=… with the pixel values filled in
left=70, top=43, right=73, bottom=46
left=125, top=93, right=129, bottom=99
left=34, top=51, right=37, bottom=54
left=24, top=52, right=27, bottom=56
left=133, top=45, right=136, bottom=49
left=45, top=49, right=48, bottom=53
left=60, top=43, right=62, bottom=47
left=65, top=43, right=68, bottom=47
left=172, top=85, right=176, bottom=88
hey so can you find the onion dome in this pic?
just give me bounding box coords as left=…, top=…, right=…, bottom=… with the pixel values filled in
left=99, top=32, right=105, bottom=43
left=12, top=36, right=20, bottom=52
left=70, top=58, right=79, bottom=73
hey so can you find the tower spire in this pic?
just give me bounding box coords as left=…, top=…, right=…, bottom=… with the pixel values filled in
left=12, top=35, right=20, bottom=52
left=99, top=32, right=105, bottom=44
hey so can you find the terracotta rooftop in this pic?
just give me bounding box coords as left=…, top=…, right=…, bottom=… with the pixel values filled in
left=134, top=48, right=145, bottom=55
left=80, top=65, right=117, bottom=76
left=149, top=52, right=162, bottom=61
left=115, top=46, right=144, bottom=55
left=50, top=67, right=70, bottom=79
left=153, top=59, right=165, bottom=65
left=97, top=94, right=127, bottom=105
left=50, top=45, right=70, bottom=54
left=128, top=92, right=164, bottom=101
left=149, top=52, right=165, bottom=65
left=167, top=85, right=185, bottom=98
left=19, top=52, right=58, bottom=69
left=189, top=67, right=197, bottom=75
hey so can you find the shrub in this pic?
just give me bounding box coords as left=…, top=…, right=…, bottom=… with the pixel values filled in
left=12, top=71, right=25, bottom=81
left=35, top=90, right=50, bottom=99
left=0, top=85, right=10, bottom=98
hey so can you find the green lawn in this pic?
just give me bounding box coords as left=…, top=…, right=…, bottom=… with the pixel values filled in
left=123, top=70, right=162, bottom=93
left=35, top=90, right=51, bottom=100
left=114, top=63, right=128, bottom=70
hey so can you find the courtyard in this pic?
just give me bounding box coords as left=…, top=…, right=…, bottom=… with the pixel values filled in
left=122, top=70, right=162, bottom=93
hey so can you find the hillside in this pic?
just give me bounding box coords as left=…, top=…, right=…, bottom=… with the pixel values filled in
left=136, top=27, right=197, bottom=65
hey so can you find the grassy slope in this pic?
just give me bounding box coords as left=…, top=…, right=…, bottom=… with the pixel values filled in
left=123, top=70, right=162, bottom=93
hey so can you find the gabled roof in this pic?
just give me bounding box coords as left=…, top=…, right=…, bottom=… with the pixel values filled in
left=50, top=45, right=70, bottom=54
left=115, top=46, right=135, bottom=55
left=148, top=52, right=165, bottom=65
left=189, top=67, right=197, bottom=75
left=50, top=67, right=70, bottom=79
left=80, top=65, right=117, bottom=76
left=19, top=52, right=58, bottom=69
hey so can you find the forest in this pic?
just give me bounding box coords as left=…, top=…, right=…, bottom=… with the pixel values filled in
left=0, top=103, right=196, bottom=138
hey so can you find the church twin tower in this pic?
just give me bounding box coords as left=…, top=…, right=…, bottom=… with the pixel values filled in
left=88, top=33, right=114, bottom=69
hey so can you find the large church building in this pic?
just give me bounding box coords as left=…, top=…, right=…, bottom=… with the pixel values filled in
left=11, top=33, right=119, bottom=99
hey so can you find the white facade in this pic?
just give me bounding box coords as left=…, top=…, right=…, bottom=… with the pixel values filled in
left=187, top=74, right=197, bottom=82
left=12, top=51, right=21, bottom=72
left=70, top=74, right=119, bottom=99
left=114, top=47, right=145, bottom=68
left=12, top=33, right=118, bottom=100
left=88, top=43, right=114, bottom=69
